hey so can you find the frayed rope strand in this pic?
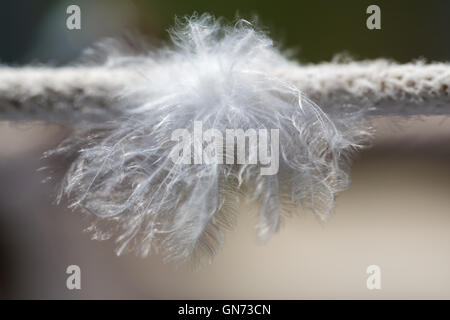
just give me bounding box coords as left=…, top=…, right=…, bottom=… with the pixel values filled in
left=1, top=61, right=450, bottom=121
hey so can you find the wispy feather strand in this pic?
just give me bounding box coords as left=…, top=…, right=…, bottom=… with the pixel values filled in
left=45, top=14, right=369, bottom=262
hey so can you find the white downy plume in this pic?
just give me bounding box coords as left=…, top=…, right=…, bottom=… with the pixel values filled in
left=44, top=14, right=370, bottom=262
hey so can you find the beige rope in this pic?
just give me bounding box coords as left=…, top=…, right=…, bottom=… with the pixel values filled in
left=1, top=60, right=450, bottom=122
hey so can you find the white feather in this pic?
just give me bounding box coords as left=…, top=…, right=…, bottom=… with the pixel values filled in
left=47, top=14, right=369, bottom=262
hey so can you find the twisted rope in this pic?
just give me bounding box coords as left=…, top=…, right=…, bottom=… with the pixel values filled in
left=1, top=61, right=449, bottom=122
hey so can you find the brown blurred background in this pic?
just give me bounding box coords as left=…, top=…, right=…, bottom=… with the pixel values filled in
left=1, top=0, right=450, bottom=299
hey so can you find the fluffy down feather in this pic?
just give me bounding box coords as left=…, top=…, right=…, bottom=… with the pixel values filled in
left=46, top=14, right=369, bottom=263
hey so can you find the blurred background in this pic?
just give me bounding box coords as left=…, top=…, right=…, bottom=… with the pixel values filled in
left=1, top=0, right=450, bottom=299
left=2, top=0, right=450, bottom=65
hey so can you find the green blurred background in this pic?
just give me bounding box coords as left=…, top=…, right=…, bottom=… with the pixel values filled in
left=1, top=0, right=449, bottom=65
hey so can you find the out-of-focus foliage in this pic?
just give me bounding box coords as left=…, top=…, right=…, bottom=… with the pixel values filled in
left=1, top=0, right=450, bottom=64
